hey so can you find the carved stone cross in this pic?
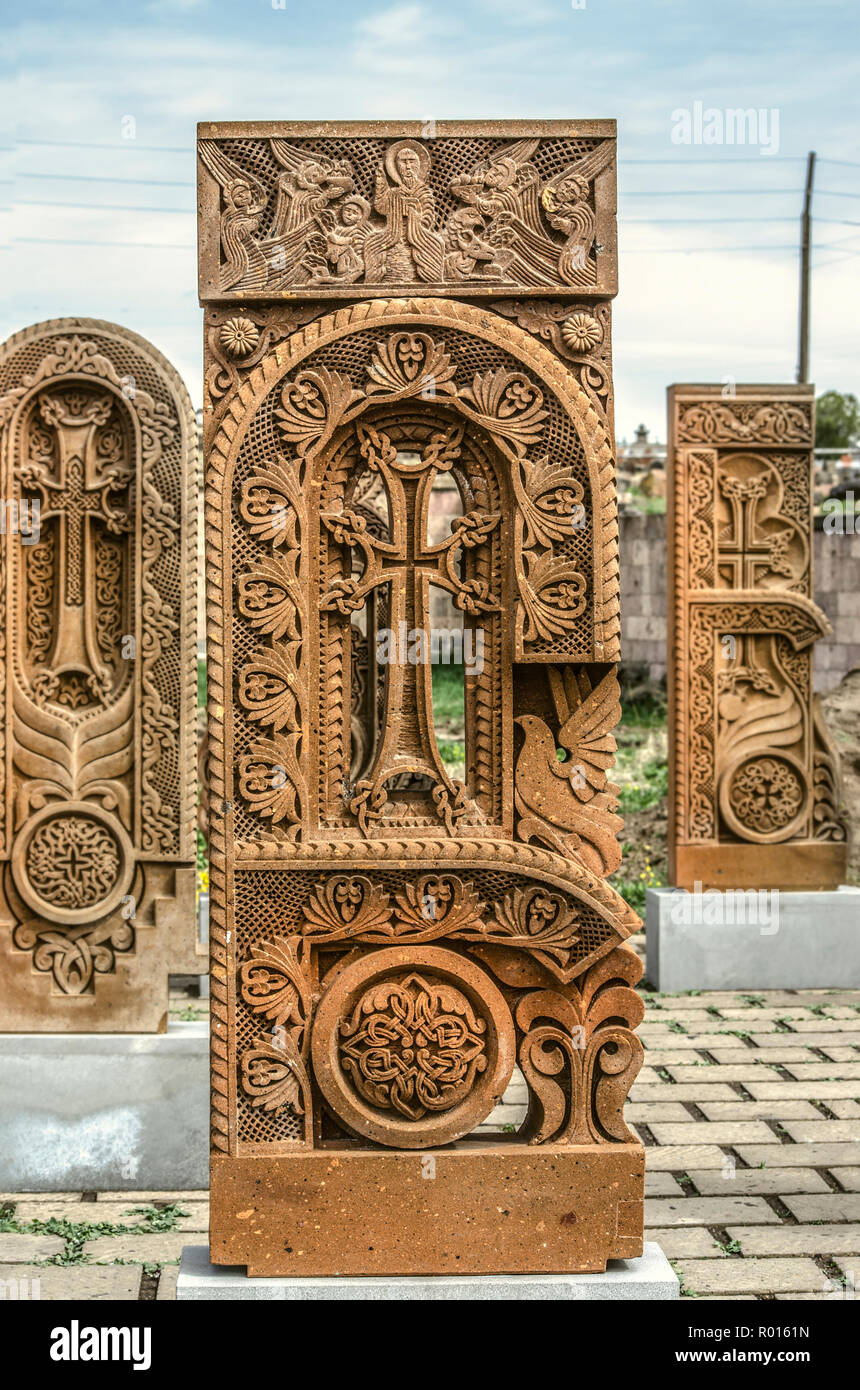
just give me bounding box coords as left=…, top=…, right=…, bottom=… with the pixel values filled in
left=321, top=422, right=499, bottom=831
left=717, top=469, right=784, bottom=588
left=21, top=391, right=132, bottom=694
left=201, top=121, right=648, bottom=1279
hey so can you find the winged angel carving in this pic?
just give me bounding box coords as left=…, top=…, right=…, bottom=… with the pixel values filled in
left=199, top=136, right=615, bottom=292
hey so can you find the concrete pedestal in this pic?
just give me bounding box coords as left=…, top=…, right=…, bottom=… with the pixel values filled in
left=0, top=1021, right=208, bottom=1191
left=646, top=885, right=860, bottom=992
left=176, top=1242, right=679, bottom=1300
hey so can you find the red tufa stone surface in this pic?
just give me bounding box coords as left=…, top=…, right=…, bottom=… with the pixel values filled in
left=210, top=1145, right=645, bottom=1277
left=199, top=120, right=643, bottom=1275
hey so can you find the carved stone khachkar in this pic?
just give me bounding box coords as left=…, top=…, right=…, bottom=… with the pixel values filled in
left=668, top=384, right=848, bottom=891
left=200, top=121, right=643, bottom=1276
left=0, top=319, right=201, bottom=1031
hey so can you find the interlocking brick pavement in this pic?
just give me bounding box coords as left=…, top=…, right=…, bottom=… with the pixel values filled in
left=1, top=973, right=858, bottom=1300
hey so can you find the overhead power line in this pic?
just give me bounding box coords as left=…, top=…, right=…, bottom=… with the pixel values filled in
left=21, top=173, right=194, bottom=187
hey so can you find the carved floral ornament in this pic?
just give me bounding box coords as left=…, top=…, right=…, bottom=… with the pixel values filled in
left=676, top=399, right=811, bottom=446
left=227, top=882, right=644, bottom=1153
left=234, top=926, right=644, bottom=1150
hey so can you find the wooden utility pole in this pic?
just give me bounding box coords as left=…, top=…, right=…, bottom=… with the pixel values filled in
left=797, top=150, right=816, bottom=383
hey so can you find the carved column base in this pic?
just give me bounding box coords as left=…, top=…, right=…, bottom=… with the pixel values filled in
left=210, top=1144, right=645, bottom=1277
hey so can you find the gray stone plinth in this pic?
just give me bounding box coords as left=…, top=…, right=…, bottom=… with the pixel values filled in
left=0, top=1021, right=208, bottom=1191
left=646, top=885, right=860, bottom=992
left=175, top=1242, right=679, bottom=1300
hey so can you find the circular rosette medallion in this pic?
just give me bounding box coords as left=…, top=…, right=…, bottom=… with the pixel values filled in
left=311, top=946, right=515, bottom=1148
left=11, top=802, right=134, bottom=926
left=719, top=750, right=810, bottom=844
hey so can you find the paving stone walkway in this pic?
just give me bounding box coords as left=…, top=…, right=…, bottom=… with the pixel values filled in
left=1, top=970, right=858, bottom=1301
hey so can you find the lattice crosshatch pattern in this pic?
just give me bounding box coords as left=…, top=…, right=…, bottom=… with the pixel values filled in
left=667, top=384, right=848, bottom=892
left=201, top=121, right=645, bottom=1277
left=0, top=319, right=201, bottom=1032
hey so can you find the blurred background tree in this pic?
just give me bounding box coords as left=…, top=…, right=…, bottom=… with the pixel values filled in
left=816, top=390, right=860, bottom=448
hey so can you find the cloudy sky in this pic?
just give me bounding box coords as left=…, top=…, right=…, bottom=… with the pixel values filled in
left=7, top=0, right=859, bottom=439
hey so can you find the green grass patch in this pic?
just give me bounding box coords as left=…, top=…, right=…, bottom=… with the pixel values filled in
left=431, top=662, right=465, bottom=728
left=0, top=1203, right=190, bottom=1266
left=618, top=759, right=668, bottom=815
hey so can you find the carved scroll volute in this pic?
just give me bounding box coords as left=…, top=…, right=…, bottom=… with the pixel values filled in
left=515, top=945, right=644, bottom=1146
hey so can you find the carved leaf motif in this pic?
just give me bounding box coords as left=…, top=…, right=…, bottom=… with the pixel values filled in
left=393, top=875, right=485, bottom=934
left=12, top=683, right=135, bottom=826
left=518, top=551, right=587, bottom=643
left=239, top=455, right=302, bottom=548
left=365, top=332, right=456, bottom=400
left=239, top=933, right=311, bottom=1037
left=237, top=735, right=305, bottom=827
left=490, top=887, right=581, bottom=968
left=584, top=1029, right=643, bottom=1143
left=515, top=947, right=644, bottom=1145
left=301, top=875, right=393, bottom=942
left=460, top=368, right=548, bottom=456
left=515, top=990, right=582, bottom=1144
left=237, top=556, right=301, bottom=642
left=274, top=366, right=363, bottom=459
left=238, top=648, right=302, bottom=732
left=240, top=1039, right=310, bottom=1115
left=514, top=455, right=585, bottom=548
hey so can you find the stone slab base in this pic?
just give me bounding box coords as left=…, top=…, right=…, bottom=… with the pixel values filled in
left=210, top=1144, right=645, bottom=1277
left=646, top=885, right=860, bottom=992
left=177, top=1241, right=677, bottom=1300
left=670, top=841, right=848, bottom=893
left=0, top=1021, right=208, bottom=1191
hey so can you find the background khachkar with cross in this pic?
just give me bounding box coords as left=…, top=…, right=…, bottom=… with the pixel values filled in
left=0, top=319, right=201, bottom=1031
left=201, top=120, right=646, bottom=1278
left=667, top=383, right=848, bottom=892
